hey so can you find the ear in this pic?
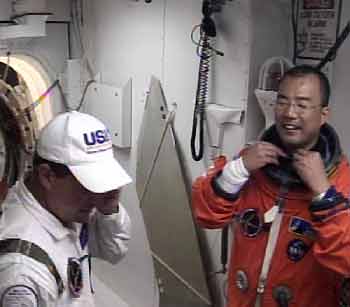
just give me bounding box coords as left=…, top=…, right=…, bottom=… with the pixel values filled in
left=321, top=106, right=330, bottom=125
left=37, top=164, right=56, bottom=190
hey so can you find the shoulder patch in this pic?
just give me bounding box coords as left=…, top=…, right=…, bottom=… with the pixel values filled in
left=1, top=285, right=38, bottom=307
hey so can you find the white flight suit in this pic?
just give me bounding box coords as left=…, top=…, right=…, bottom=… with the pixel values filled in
left=0, top=180, right=131, bottom=307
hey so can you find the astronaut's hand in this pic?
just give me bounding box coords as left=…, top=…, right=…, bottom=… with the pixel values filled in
left=293, top=149, right=330, bottom=196
left=95, top=189, right=121, bottom=215
left=242, top=141, right=287, bottom=173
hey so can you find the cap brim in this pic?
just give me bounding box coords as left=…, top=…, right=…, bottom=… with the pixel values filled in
left=69, top=159, right=132, bottom=193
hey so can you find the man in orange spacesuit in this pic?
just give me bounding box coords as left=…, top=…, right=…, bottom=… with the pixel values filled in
left=192, top=65, right=350, bottom=306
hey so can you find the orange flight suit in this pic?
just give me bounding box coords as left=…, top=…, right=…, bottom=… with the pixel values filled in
left=192, top=155, right=350, bottom=307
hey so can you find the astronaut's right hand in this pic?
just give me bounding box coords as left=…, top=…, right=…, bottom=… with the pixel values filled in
left=241, top=141, right=287, bottom=173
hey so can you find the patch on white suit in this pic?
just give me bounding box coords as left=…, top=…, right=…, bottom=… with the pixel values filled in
left=1, top=285, right=38, bottom=307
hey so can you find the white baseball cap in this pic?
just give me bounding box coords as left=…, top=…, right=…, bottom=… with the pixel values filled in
left=37, top=111, right=132, bottom=193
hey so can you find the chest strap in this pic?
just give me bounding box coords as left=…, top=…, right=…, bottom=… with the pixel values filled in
left=255, top=184, right=289, bottom=307
left=0, top=238, right=64, bottom=296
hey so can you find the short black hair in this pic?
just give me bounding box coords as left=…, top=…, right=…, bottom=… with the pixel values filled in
left=280, top=65, right=331, bottom=107
left=32, top=153, right=71, bottom=178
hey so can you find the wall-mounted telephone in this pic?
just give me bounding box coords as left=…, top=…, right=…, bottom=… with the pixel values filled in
left=190, top=0, right=224, bottom=162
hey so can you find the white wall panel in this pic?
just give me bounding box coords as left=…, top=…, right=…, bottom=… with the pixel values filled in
left=84, top=1, right=252, bottom=306
left=87, top=1, right=164, bottom=307
left=328, top=2, right=350, bottom=158
left=246, top=0, right=291, bottom=142
left=80, top=1, right=306, bottom=306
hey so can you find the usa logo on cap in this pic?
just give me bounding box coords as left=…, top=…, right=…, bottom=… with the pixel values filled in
left=83, top=129, right=112, bottom=153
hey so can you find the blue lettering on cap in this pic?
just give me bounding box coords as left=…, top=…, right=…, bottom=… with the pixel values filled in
left=83, top=129, right=111, bottom=146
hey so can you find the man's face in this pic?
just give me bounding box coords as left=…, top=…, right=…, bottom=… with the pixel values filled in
left=274, top=74, right=329, bottom=152
left=46, top=172, right=120, bottom=224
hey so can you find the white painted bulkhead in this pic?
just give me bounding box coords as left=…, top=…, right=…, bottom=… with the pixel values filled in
left=0, top=1, right=350, bottom=307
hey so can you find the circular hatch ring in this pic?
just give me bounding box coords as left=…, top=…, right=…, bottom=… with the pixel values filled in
left=0, top=54, right=54, bottom=201
left=0, top=80, right=36, bottom=187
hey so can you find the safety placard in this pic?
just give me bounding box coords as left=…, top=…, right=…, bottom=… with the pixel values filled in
left=296, top=0, right=342, bottom=60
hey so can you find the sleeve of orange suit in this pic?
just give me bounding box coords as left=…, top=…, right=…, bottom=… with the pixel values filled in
left=192, top=155, right=245, bottom=229
left=312, top=158, right=350, bottom=276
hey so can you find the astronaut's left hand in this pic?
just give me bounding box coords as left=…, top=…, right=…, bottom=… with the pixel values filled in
left=292, top=149, right=330, bottom=196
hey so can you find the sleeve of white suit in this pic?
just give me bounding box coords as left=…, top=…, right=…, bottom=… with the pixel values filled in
left=88, top=204, right=131, bottom=264
left=0, top=256, right=58, bottom=307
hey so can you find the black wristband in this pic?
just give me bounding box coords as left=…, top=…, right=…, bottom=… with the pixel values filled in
left=309, top=186, right=347, bottom=212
